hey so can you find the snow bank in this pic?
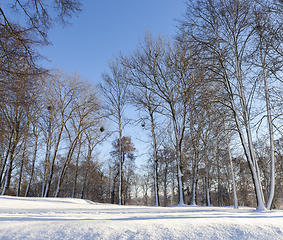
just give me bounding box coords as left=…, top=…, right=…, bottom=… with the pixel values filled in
left=0, top=196, right=283, bottom=239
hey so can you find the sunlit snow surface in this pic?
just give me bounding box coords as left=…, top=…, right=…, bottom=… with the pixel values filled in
left=1, top=196, right=283, bottom=239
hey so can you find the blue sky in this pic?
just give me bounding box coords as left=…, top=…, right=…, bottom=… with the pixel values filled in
left=40, top=0, right=186, bottom=84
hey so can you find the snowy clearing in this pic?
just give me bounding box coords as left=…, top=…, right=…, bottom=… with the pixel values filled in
left=0, top=196, right=283, bottom=239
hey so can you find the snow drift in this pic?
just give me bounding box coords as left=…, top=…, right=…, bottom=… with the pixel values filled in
left=0, top=196, right=283, bottom=239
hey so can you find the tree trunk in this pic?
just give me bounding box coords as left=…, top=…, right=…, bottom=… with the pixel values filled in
left=99, top=172, right=104, bottom=203
left=1, top=123, right=20, bottom=196
left=171, top=169, right=174, bottom=207
left=217, top=147, right=222, bottom=207
left=190, top=156, right=198, bottom=206
left=55, top=138, right=78, bottom=198
left=205, top=175, right=211, bottom=206
left=149, top=110, right=159, bottom=206
left=80, top=161, right=90, bottom=200
left=163, top=162, right=168, bottom=207
left=221, top=61, right=266, bottom=210
left=1, top=155, right=13, bottom=195
left=202, top=177, right=205, bottom=206
left=72, top=138, right=82, bottom=198
left=0, top=131, right=14, bottom=188
left=118, top=115, right=122, bottom=205
left=42, top=115, right=53, bottom=197
left=205, top=156, right=211, bottom=206
left=80, top=169, right=87, bottom=199
left=25, top=129, right=38, bottom=197
left=263, top=62, right=275, bottom=210
left=16, top=157, right=24, bottom=197
left=44, top=124, right=64, bottom=197
left=17, top=124, right=29, bottom=196
left=111, top=171, right=119, bottom=204
left=234, top=52, right=266, bottom=210
left=224, top=121, right=238, bottom=209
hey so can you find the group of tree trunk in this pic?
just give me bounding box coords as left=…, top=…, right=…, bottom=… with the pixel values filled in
left=2, top=0, right=283, bottom=210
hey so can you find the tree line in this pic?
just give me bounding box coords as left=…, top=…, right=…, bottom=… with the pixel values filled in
left=1, top=0, right=283, bottom=210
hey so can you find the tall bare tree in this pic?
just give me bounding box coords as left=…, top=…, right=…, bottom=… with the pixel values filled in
left=100, top=61, right=129, bottom=205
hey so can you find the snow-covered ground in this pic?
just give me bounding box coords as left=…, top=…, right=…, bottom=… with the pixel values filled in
left=1, top=196, right=283, bottom=239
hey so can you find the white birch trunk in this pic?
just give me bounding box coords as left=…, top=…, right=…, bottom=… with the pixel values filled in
left=235, top=50, right=266, bottom=210
left=232, top=98, right=266, bottom=211
left=221, top=58, right=266, bottom=210
left=118, top=115, right=122, bottom=206
left=205, top=158, right=211, bottom=206
left=263, top=66, right=275, bottom=210
left=154, top=161, right=159, bottom=206
left=172, top=114, right=185, bottom=206
left=206, top=183, right=211, bottom=206
left=191, top=181, right=196, bottom=206
left=1, top=160, right=10, bottom=195
left=177, top=161, right=184, bottom=205
left=171, top=170, right=174, bottom=207
left=224, top=121, right=238, bottom=209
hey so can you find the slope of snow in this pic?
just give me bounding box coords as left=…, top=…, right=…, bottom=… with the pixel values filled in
left=1, top=196, right=283, bottom=239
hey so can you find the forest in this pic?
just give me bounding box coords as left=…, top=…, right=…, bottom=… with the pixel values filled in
left=1, top=0, right=283, bottom=211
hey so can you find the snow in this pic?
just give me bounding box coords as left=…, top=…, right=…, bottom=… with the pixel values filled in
left=1, top=196, right=283, bottom=239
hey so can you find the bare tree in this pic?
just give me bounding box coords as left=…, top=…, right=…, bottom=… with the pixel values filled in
left=54, top=78, right=103, bottom=197
left=42, top=71, right=82, bottom=197
left=100, top=61, right=129, bottom=205
left=224, top=121, right=238, bottom=209
left=127, top=86, right=162, bottom=206
left=183, top=0, right=269, bottom=210
left=251, top=4, right=283, bottom=209
left=122, top=33, right=199, bottom=205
